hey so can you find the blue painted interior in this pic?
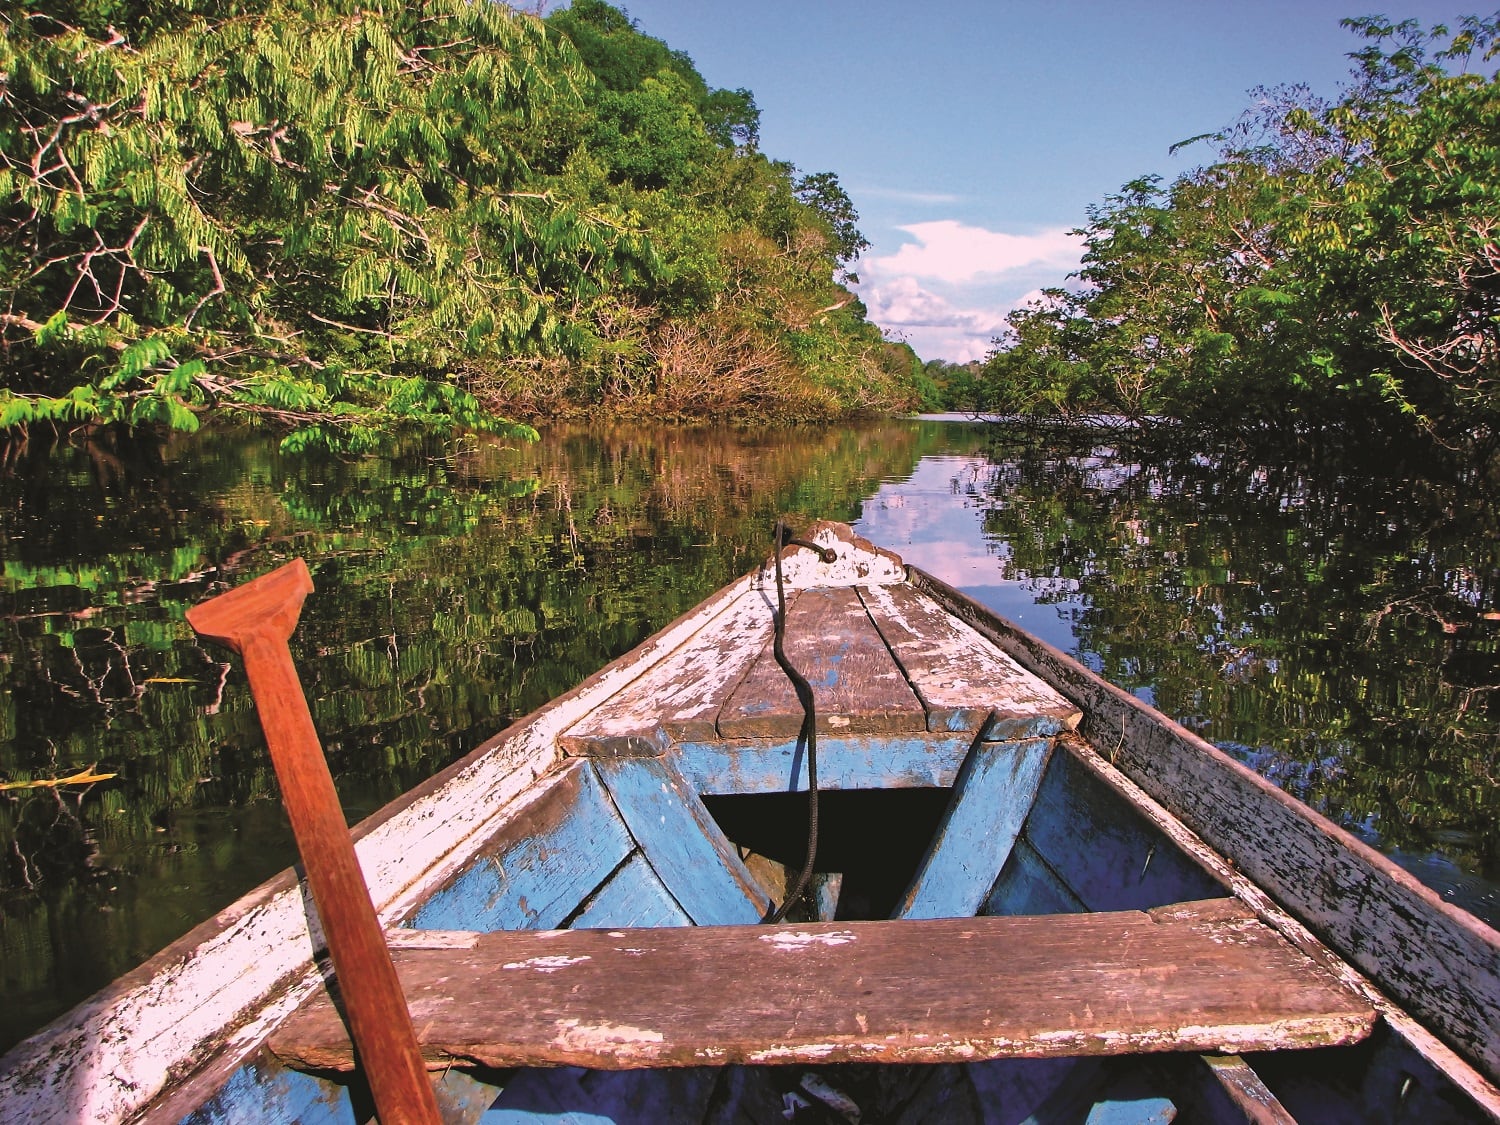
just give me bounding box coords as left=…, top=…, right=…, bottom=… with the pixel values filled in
left=674, top=733, right=975, bottom=795
left=169, top=739, right=1278, bottom=1124
left=594, top=756, right=769, bottom=924
left=900, top=737, right=1053, bottom=919
left=986, top=747, right=1228, bottom=916
left=406, top=764, right=634, bottom=933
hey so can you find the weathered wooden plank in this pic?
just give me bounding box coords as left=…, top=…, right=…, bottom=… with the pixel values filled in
left=270, top=904, right=1375, bottom=1072
left=170, top=1053, right=498, bottom=1125
left=561, top=589, right=774, bottom=755
left=570, top=852, right=691, bottom=929
left=1, top=564, right=780, bottom=1125
left=911, top=565, right=1500, bottom=1100
left=1193, top=1055, right=1298, bottom=1125
left=1047, top=734, right=1500, bottom=1120
left=720, top=587, right=925, bottom=738
left=404, top=761, right=633, bottom=933
left=674, top=733, right=973, bottom=795
left=173, top=1058, right=359, bottom=1125
left=1021, top=743, right=1228, bottom=913
left=859, top=582, right=1082, bottom=736
left=593, top=757, right=769, bottom=925
left=898, top=738, right=1053, bottom=919
left=755, top=520, right=908, bottom=591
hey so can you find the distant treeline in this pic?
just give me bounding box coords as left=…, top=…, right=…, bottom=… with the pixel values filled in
left=947, top=16, right=1500, bottom=461
left=0, top=0, right=927, bottom=452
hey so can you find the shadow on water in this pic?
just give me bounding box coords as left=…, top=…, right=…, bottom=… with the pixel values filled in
left=1, top=416, right=1496, bottom=1050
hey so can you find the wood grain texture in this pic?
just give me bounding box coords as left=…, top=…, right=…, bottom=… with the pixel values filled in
left=754, top=521, right=907, bottom=591
left=898, top=738, right=1053, bottom=919
left=570, top=852, right=691, bottom=929
left=674, top=733, right=973, bottom=795
left=859, top=582, right=1082, bottom=736
left=593, top=757, right=769, bottom=925
left=561, top=589, right=775, bottom=754
left=910, top=565, right=1500, bottom=1092
left=984, top=837, right=1088, bottom=917
left=1194, top=1055, right=1298, bottom=1124
left=405, top=761, right=632, bottom=933
left=1, top=557, right=771, bottom=1125
left=720, top=587, right=925, bottom=738
left=1054, top=735, right=1500, bottom=1119
left=270, top=903, right=1375, bottom=1072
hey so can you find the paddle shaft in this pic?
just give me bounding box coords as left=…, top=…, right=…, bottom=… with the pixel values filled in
left=187, top=561, right=440, bottom=1125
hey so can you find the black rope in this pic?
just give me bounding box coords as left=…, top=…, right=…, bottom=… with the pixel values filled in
left=767, top=520, right=835, bottom=924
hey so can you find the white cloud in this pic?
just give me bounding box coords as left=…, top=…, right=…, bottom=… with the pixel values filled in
left=862, top=276, right=1006, bottom=333
left=859, top=277, right=1014, bottom=364
left=851, top=219, right=1085, bottom=361
left=865, top=221, right=1081, bottom=284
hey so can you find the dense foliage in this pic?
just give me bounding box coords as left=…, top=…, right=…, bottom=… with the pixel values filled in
left=0, top=0, right=919, bottom=451
left=979, top=17, right=1500, bottom=459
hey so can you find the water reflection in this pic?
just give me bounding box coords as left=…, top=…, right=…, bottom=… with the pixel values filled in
left=857, top=427, right=1500, bottom=926
left=1, top=418, right=1496, bottom=1051
left=0, top=419, right=961, bottom=1049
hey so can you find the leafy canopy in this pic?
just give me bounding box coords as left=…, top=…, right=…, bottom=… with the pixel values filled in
left=975, top=15, right=1500, bottom=459
left=1, top=0, right=914, bottom=449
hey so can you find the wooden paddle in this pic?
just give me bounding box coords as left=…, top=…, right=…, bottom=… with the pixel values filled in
left=187, top=560, right=441, bottom=1125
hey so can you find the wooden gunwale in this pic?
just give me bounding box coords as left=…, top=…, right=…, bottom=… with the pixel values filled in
left=909, top=565, right=1500, bottom=1110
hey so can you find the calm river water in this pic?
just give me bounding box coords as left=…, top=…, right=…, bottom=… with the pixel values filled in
left=1, top=417, right=1496, bottom=1050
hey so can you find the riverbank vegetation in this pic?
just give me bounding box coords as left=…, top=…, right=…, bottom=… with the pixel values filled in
left=975, top=16, right=1500, bottom=462
left=0, top=0, right=922, bottom=452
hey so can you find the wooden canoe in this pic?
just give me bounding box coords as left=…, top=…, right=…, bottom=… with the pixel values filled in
left=1, top=521, right=1497, bottom=1123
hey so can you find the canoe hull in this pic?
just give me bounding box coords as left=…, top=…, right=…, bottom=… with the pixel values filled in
left=1, top=522, right=1496, bottom=1124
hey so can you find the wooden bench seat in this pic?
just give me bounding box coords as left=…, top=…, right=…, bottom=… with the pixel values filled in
left=270, top=900, right=1375, bottom=1072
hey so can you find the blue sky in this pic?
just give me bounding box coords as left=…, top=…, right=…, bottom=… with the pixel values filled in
left=559, top=0, right=1481, bottom=362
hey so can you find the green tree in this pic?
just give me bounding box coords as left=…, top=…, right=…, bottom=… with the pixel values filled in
left=794, top=172, right=871, bottom=269
left=1279, top=16, right=1500, bottom=454
left=0, top=0, right=652, bottom=450
left=0, top=0, right=916, bottom=447
left=980, top=15, right=1500, bottom=457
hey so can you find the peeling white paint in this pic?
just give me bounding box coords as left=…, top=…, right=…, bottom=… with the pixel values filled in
left=0, top=560, right=761, bottom=1125
left=550, top=1019, right=665, bottom=1053
left=385, top=929, right=479, bottom=950
left=502, top=955, right=591, bottom=973
left=758, top=930, right=858, bottom=950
